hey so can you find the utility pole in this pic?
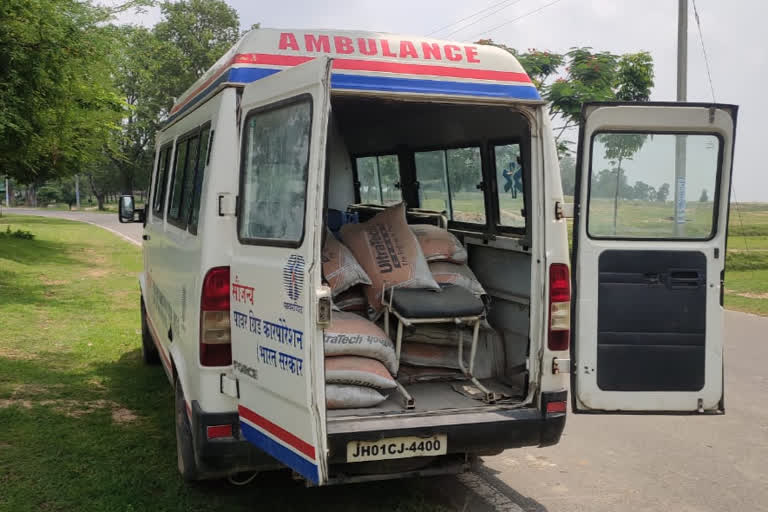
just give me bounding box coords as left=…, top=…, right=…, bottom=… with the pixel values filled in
left=674, top=0, right=688, bottom=237
left=75, top=174, right=81, bottom=209
left=4, top=177, right=9, bottom=207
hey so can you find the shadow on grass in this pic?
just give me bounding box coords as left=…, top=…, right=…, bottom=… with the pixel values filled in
left=0, top=235, right=79, bottom=267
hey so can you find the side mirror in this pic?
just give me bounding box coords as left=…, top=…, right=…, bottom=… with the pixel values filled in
left=118, top=195, right=144, bottom=223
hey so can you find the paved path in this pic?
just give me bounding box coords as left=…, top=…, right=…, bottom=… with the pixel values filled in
left=5, top=208, right=767, bottom=510
left=5, top=208, right=143, bottom=245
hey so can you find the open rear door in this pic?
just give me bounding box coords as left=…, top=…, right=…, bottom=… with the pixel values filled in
left=572, top=102, right=737, bottom=414
left=230, top=57, right=332, bottom=483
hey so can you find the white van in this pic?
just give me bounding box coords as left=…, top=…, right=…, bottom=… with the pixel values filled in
left=118, top=28, right=737, bottom=485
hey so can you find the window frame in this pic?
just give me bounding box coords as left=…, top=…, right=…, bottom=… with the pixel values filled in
left=187, top=123, right=212, bottom=236
left=585, top=129, right=725, bottom=242
left=351, top=152, right=403, bottom=206
left=236, top=94, right=314, bottom=249
left=151, top=141, right=174, bottom=217
left=488, top=137, right=530, bottom=236
left=167, top=124, right=209, bottom=230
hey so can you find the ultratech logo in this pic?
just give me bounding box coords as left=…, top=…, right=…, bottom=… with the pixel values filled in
left=366, top=224, right=403, bottom=274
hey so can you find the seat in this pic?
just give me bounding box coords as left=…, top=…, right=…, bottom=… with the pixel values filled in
left=383, top=284, right=494, bottom=409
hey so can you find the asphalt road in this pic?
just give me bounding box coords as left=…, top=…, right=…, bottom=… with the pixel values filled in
left=6, top=208, right=768, bottom=511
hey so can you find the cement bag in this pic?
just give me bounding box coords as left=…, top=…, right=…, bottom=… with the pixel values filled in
left=400, top=341, right=494, bottom=379
left=397, top=365, right=464, bottom=384
left=403, top=324, right=475, bottom=347
left=340, top=203, right=439, bottom=318
left=325, top=356, right=397, bottom=389
left=429, top=262, right=486, bottom=297
left=322, top=230, right=371, bottom=297
left=333, top=286, right=366, bottom=312
left=410, top=224, right=467, bottom=264
left=326, top=384, right=386, bottom=409
left=324, top=311, right=397, bottom=373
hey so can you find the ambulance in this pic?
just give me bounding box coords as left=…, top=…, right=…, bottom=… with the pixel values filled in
left=118, top=28, right=737, bottom=485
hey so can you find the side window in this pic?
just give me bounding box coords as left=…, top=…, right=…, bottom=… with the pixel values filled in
left=168, top=139, right=188, bottom=221
left=354, top=155, right=401, bottom=205
left=588, top=132, right=720, bottom=239
left=414, top=147, right=485, bottom=224
left=494, top=143, right=525, bottom=228
left=178, top=134, right=200, bottom=225
left=152, top=146, right=171, bottom=215
left=239, top=98, right=311, bottom=244
left=188, top=127, right=210, bottom=234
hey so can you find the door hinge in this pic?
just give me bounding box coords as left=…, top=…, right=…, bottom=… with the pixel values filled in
left=218, top=193, right=236, bottom=216
left=317, top=285, right=332, bottom=328
left=220, top=373, right=240, bottom=399
left=555, top=201, right=574, bottom=220
left=552, top=357, right=570, bottom=374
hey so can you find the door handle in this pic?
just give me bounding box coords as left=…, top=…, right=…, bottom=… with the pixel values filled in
left=668, top=269, right=703, bottom=288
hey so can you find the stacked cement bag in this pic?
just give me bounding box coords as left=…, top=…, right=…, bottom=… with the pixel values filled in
left=322, top=229, right=371, bottom=297
left=341, top=203, right=440, bottom=319
left=429, top=262, right=486, bottom=297
left=324, top=311, right=398, bottom=409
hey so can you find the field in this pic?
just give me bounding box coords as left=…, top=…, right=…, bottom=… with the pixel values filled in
left=0, top=216, right=445, bottom=512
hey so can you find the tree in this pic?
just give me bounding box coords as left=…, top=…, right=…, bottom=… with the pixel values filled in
left=656, top=183, right=670, bottom=203
left=559, top=155, right=576, bottom=196
left=699, top=188, right=709, bottom=202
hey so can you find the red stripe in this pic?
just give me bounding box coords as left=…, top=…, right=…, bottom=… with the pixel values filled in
left=238, top=405, right=316, bottom=460
left=171, top=52, right=532, bottom=115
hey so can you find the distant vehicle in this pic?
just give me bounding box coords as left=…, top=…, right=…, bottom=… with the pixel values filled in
left=118, top=28, right=737, bottom=485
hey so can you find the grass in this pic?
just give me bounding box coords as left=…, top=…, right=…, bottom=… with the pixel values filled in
left=0, top=215, right=448, bottom=512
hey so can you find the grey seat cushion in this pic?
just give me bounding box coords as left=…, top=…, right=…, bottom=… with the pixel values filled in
left=386, top=284, right=484, bottom=318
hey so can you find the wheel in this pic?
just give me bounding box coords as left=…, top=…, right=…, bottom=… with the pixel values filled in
left=175, top=382, right=202, bottom=482
left=140, top=297, right=160, bottom=365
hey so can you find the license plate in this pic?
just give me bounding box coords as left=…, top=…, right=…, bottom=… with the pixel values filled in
left=346, top=434, right=447, bottom=463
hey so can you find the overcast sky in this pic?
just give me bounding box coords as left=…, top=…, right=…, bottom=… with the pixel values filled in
left=120, top=0, right=767, bottom=201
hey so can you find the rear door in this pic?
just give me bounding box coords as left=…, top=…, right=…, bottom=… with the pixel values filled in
left=230, top=57, right=332, bottom=483
left=572, top=102, right=737, bottom=413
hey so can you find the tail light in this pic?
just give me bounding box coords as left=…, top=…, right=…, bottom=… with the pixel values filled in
left=200, top=266, right=232, bottom=366
left=548, top=263, right=570, bottom=351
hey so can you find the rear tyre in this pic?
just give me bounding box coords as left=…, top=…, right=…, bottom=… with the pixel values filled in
left=175, top=382, right=202, bottom=482
left=140, top=297, right=160, bottom=365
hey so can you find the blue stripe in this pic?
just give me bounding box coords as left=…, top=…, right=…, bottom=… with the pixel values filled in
left=167, top=66, right=540, bottom=125
left=331, top=73, right=541, bottom=100
left=240, top=421, right=319, bottom=484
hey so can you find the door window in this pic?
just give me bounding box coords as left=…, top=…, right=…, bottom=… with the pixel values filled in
left=355, top=155, right=402, bottom=205
left=588, top=133, right=721, bottom=239
left=168, top=139, right=188, bottom=221
left=178, top=134, right=200, bottom=226
left=494, top=143, right=525, bottom=229
left=414, top=147, right=485, bottom=224
left=188, top=127, right=210, bottom=234
left=239, top=98, right=311, bottom=245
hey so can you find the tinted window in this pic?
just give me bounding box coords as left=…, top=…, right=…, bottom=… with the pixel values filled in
left=239, top=99, right=311, bottom=244
left=495, top=143, right=525, bottom=228
left=189, top=127, right=210, bottom=234
left=414, top=147, right=485, bottom=224
left=355, top=155, right=401, bottom=205
left=588, top=132, right=721, bottom=239
left=152, top=146, right=171, bottom=215
left=168, top=139, right=188, bottom=220
left=178, top=134, right=200, bottom=225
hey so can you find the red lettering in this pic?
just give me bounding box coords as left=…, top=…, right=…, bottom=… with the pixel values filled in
left=422, top=42, right=442, bottom=60
left=334, top=36, right=354, bottom=54
left=278, top=32, right=299, bottom=51
left=399, top=40, right=419, bottom=59
left=381, top=40, right=397, bottom=58
left=305, top=34, right=330, bottom=53
left=357, top=38, right=377, bottom=56
left=444, top=44, right=462, bottom=61
left=464, top=45, right=480, bottom=63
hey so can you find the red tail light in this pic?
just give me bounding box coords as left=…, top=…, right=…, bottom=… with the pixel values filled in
left=200, top=266, right=232, bottom=366
left=548, top=263, right=571, bottom=351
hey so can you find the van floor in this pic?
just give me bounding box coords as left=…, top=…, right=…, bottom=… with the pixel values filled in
left=327, top=378, right=524, bottom=418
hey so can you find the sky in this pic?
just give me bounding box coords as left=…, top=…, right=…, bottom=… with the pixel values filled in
left=118, top=0, right=768, bottom=201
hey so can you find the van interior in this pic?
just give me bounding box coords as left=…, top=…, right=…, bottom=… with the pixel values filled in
left=324, top=96, right=534, bottom=417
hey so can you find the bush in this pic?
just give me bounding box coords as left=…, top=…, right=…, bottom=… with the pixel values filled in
left=0, top=225, right=34, bottom=240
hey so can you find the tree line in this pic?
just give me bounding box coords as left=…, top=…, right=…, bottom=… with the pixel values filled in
left=1, top=0, right=249, bottom=209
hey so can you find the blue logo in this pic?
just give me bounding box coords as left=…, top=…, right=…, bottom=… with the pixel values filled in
left=282, top=254, right=305, bottom=304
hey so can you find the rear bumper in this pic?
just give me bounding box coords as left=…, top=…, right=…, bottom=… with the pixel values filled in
left=189, top=398, right=567, bottom=479
left=326, top=405, right=566, bottom=464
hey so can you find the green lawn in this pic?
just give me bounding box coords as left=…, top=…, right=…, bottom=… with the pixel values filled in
left=0, top=215, right=446, bottom=512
